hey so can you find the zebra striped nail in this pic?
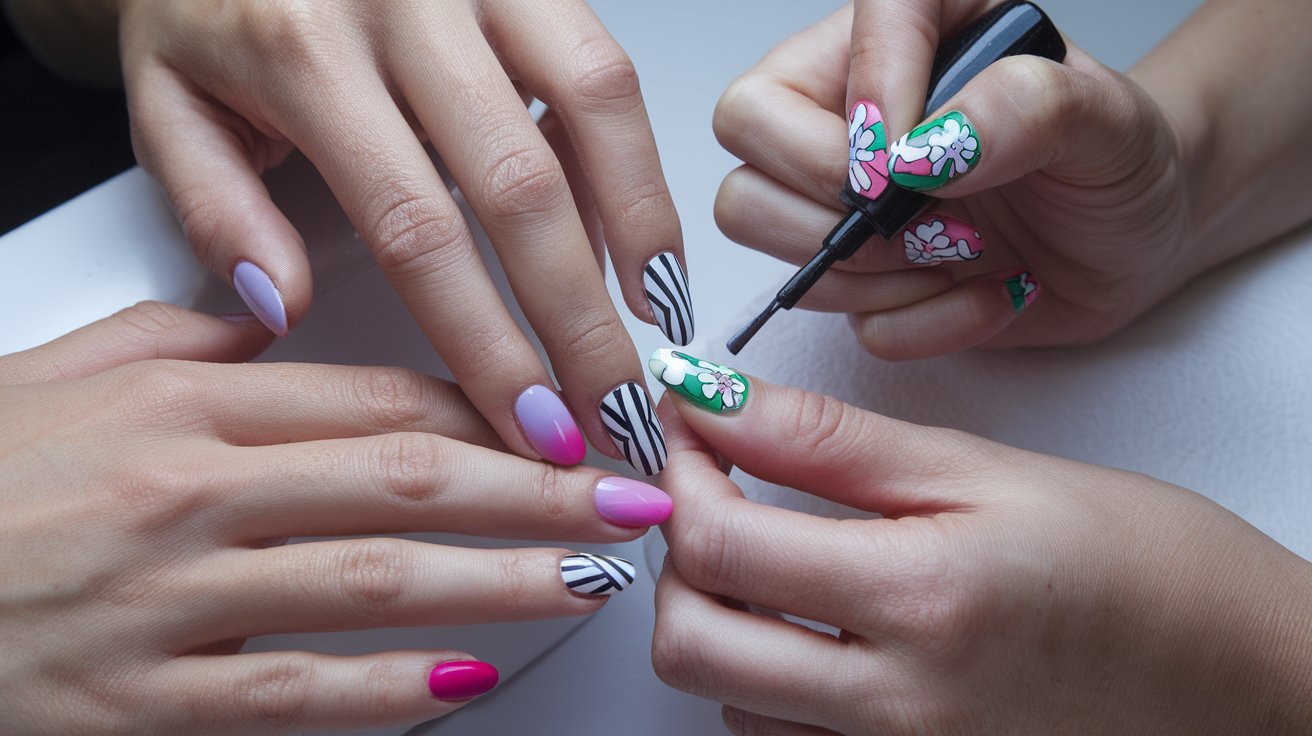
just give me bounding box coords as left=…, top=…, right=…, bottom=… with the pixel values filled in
left=600, top=382, right=667, bottom=476
left=560, top=553, right=637, bottom=596
left=643, top=253, right=694, bottom=346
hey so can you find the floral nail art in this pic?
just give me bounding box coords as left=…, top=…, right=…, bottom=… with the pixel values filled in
left=887, top=111, right=981, bottom=191
left=649, top=348, right=748, bottom=413
left=1004, top=271, right=1040, bottom=311
left=847, top=100, right=890, bottom=200
left=901, top=215, right=984, bottom=265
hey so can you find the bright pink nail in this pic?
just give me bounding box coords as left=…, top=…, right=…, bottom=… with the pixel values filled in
left=428, top=660, right=498, bottom=701
left=594, top=476, right=673, bottom=528
left=514, top=385, right=586, bottom=465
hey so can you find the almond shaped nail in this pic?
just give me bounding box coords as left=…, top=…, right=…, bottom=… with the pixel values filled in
left=599, top=383, right=666, bottom=476
left=649, top=348, right=748, bottom=413
left=428, top=660, right=498, bottom=700
left=514, top=385, right=586, bottom=465
left=901, top=215, right=984, bottom=264
left=560, top=552, right=636, bottom=596
left=594, top=476, right=673, bottom=528
left=887, top=110, right=981, bottom=191
left=847, top=99, right=891, bottom=200
left=232, top=260, right=288, bottom=337
left=644, top=252, right=695, bottom=346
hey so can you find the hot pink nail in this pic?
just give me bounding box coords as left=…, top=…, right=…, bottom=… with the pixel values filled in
left=428, top=660, right=498, bottom=701
left=514, top=385, right=586, bottom=465
left=594, top=476, right=673, bottom=528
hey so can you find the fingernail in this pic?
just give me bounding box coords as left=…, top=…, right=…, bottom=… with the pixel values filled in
left=594, top=476, right=672, bottom=528
left=1003, top=271, right=1040, bottom=311
left=846, top=99, right=891, bottom=200
left=232, top=260, right=288, bottom=337
left=643, top=252, right=695, bottom=346
left=888, top=110, right=981, bottom=191
left=648, top=348, right=749, bottom=413
left=514, top=385, right=586, bottom=465
left=599, top=383, right=666, bottom=476
left=218, top=312, right=260, bottom=322
left=427, top=660, right=499, bottom=700
left=560, top=552, right=637, bottom=596
left=901, top=215, right=984, bottom=265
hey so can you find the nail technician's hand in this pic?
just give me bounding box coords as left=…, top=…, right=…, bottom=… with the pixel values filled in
left=5, top=0, right=691, bottom=475
left=714, top=0, right=1312, bottom=359
left=646, top=350, right=1312, bottom=735
left=0, top=303, right=668, bottom=735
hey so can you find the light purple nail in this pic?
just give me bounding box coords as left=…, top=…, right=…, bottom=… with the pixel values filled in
left=594, top=476, right=673, bottom=528
left=514, top=385, right=586, bottom=465
left=232, top=260, right=288, bottom=337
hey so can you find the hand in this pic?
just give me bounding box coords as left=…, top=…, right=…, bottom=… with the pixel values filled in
left=714, top=3, right=1194, bottom=359
left=646, top=350, right=1312, bottom=734
left=48, top=0, right=691, bottom=475
left=0, top=303, right=670, bottom=735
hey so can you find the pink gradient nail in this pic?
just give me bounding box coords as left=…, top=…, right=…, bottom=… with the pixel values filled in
left=514, top=385, right=586, bottom=465
left=594, top=476, right=673, bottom=528
left=428, top=660, right=498, bottom=700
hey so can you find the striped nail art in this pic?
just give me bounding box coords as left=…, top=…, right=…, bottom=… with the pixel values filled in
left=643, top=253, right=695, bottom=346
left=560, top=553, right=637, bottom=596
left=600, top=382, right=667, bottom=476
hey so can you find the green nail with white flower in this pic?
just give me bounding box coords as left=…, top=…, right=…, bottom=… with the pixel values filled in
left=887, top=110, right=981, bottom=191
left=649, top=348, right=749, bottom=413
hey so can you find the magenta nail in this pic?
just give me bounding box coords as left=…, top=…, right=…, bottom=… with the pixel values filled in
left=428, top=660, right=498, bottom=700
left=514, top=385, right=586, bottom=465
left=594, top=476, right=673, bottom=528
left=232, top=260, right=288, bottom=337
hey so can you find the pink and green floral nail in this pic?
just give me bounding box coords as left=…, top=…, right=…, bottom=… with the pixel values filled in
left=887, top=110, right=981, bottom=191
left=649, top=348, right=748, bottom=413
left=901, top=215, right=984, bottom=264
left=847, top=100, right=890, bottom=200
left=1004, top=271, right=1040, bottom=311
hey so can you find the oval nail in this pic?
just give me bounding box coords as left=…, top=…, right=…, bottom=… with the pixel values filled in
left=594, top=476, right=673, bottom=528
left=514, top=385, right=586, bottom=465
left=428, top=660, right=499, bottom=700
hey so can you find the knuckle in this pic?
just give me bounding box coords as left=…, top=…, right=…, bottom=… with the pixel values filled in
left=712, top=74, right=762, bottom=147
left=112, top=301, right=189, bottom=344
left=672, top=505, right=742, bottom=593
left=788, top=391, right=862, bottom=466
left=650, top=604, right=710, bottom=694
left=236, top=0, right=330, bottom=70
left=116, top=361, right=208, bottom=428
left=611, top=179, right=676, bottom=230
left=712, top=166, right=754, bottom=241
left=335, top=538, right=412, bottom=618
left=352, top=367, right=433, bottom=431
left=358, top=658, right=407, bottom=719
left=494, top=548, right=538, bottom=610
left=532, top=464, right=574, bottom=526
left=367, top=192, right=469, bottom=277
left=477, top=141, right=569, bottom=219
left=105, top=452, right=213, bottom=527
left=238, top=656, right=314, bottom=729
left=170, top=186, right=225, bottom=265
left=556, top=308, right=628, bottom=366
left=565, top=40, right=642, bottom=111
left=373, top=433, right=444, bottom=505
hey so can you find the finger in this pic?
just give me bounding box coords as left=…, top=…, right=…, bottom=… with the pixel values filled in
left=216, top=433, right=671, bottom=540
left=652, top=559, right=855, bottom=732
left=194, top=542, right=637, bottom=639
left=851, top=269, right=1040, bottom=360
left=0, top=301, right=271, bottom=386
left=152, top=651, right=496, bottom=733
left=492, top=1, right=695, bottom=345
left=539, top=109, right=605, bottom=269
left=128, top=63, right=304, bottom=337
left=263, top=49, right=584, bottom=466
left=723, top=707, right=846, bottom=736
left=847, top=0, right=952, bottom=139
left=387, top=15, right=661, bottom=474
left=886, top=52, right=1136, bottom=197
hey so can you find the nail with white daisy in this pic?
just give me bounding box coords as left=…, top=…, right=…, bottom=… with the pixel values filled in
left=649, top=348, right=749, bottom=414
left=900, top=214, right=985, bottom=265
left=887, top=110, right=982, bottom=191
left=847, top=99, right=891, bottom=201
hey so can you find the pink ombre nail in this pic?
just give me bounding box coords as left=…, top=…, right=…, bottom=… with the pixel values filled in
left=514, top=385, right=586, bottom=465
left=428, top=660, right=498, bottom=700
left=594, top=476, right=673, bottom=528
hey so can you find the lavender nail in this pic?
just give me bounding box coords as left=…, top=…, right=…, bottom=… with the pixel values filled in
left=232, top=260, right=288, bottom=337
left=514, top=385, right=586, bottom=465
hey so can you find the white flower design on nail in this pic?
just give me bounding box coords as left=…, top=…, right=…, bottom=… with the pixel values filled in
left=903, top=218, right=983, bottom=264
left=695, top=361, right=747, bottom=410
left=926, top=117, right=978, bottom=177
left=848, top=103, right=879, bottom=192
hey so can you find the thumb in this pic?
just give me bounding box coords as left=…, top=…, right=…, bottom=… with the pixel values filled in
left=649, top=348, right=980, bottom=516
left=0, top=301, right=273, bottom=385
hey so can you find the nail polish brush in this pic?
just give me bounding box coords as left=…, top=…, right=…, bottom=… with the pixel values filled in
left=727, top=0, right=1066, bottom=354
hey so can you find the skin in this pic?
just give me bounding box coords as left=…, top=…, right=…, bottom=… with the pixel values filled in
left=0, top=302, right=660, bottom=735
left=2, top=0, right=686, bottom=467
left=712, top=0, right=1312, bottom=359
left=653, top=373, right=1312, bottom=735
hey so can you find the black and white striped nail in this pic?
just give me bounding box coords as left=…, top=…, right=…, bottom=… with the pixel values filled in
left=644, top=252, right=694, bottom=346
left=560, top=553, right=637, bottom=596
left=600, top=382, right=667, bottom=476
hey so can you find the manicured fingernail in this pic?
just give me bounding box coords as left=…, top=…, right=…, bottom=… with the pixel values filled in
left=599, top=383, right=666, bottom=476
left=218, top=312, right=260, bottom=322
left=901, top=215, right=984, bottom=265
left=888, top=110, right=981, bottom=191
left=428, top=660, right=498, bottom=700
left=594, top=476, right=672, bottom=528
left=648, top=348, right=749, bottom=413
left=643, top=252, right=695, bottom=346
left=232, top=260, right=288, bottom=337
left=1003, top=271, right=1040, bottom=311
left=560, top=552, right=637, bottom=596
left=847, top=99, right=891, bottom=200
left=514, top=385, right=586, bottom=465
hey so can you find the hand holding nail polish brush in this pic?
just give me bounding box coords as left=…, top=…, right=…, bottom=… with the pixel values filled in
left=727, top=0, right=1066, bottom=354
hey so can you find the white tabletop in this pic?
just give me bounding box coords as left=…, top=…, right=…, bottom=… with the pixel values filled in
left=8, top=1, right=1276, bottom=734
